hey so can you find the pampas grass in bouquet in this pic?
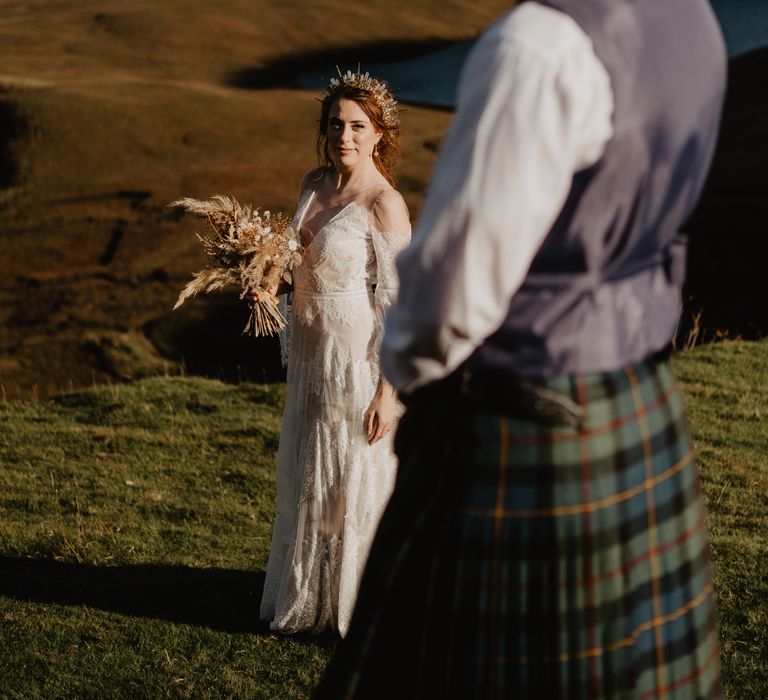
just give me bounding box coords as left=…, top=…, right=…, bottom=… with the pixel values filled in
left=171, top=195, right=303, bottom=336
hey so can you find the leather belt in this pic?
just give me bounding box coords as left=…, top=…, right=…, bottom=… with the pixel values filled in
left=403, top=345, right=672, bottom=429
left=456, top=367, right=584, bottom=427
left=402, top=367, right=583, bottom=428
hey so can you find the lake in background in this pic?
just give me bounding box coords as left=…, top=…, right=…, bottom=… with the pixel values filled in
left=297, top=0, right=768, bottom=109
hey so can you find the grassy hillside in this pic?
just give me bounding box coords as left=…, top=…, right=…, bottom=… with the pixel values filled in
left=673, top=340, right=768, bottom=697
left=0, top=1, right=511, bottom=400
left=1, top=339, right=767, bottom=697
left=3, top=1, right=767, bottom=399
left=0, top=376, right=325, bottom=699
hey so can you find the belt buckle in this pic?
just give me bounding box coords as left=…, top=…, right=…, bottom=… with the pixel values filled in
left=524, top=383, right=584, bottom=427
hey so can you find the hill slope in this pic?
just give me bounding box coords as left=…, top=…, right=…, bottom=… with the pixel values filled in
left=0, top=1, right=510, bottom=399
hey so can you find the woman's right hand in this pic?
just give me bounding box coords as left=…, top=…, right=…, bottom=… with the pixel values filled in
left=250, top=284, right=280, bottom=302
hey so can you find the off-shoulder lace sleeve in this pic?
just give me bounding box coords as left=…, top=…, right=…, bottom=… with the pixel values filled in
left=370, top=190, right=411, bottom=332
left=371, top=227, right=410, bottom=325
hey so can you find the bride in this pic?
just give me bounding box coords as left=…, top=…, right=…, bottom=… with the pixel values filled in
left=259, top=69, right=411, bottom=636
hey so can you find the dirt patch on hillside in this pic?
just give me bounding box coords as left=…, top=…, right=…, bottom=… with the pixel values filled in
left=227, top=38, right=456, bottom=90
left=0, top=92, right=27, bottom=190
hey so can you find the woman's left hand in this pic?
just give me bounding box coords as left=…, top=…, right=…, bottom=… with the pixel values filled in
left=364, top=382, right=398, bottom=446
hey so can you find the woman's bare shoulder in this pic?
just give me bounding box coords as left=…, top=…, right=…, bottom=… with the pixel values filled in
left=373, top=186, right=407, bottom=208
left=370, top=187, right=410, bottom=233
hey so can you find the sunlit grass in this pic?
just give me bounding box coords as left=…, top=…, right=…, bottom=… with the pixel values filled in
left=0, top=340, right=766, bottom=697
left=673, top=339, right=768, bottom=697
left=0, top=376, right=335, bottom=699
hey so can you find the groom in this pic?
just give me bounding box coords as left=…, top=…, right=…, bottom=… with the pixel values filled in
left=316, top=0, right=726, bottom=697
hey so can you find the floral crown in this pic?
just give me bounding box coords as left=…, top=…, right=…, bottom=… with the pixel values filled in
left=325, top=66, right=399, bottom=128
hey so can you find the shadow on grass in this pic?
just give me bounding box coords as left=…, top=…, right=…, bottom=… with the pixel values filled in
left=0, top=557, right=274, bottom=635
left=226, top=38, right=454, bottom=90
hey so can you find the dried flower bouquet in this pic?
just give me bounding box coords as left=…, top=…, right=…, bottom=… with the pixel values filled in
left=171, top=195, right=303, bottom=336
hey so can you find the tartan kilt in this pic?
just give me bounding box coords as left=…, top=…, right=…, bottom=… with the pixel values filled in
left=314, top=356, right=720, bottom=700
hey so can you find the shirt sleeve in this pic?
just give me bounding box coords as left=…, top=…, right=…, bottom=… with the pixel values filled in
left=380, top=4, right=614, bottom=394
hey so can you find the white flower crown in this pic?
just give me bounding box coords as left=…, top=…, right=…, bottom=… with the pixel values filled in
left=325, top=67, right=399, bottom=128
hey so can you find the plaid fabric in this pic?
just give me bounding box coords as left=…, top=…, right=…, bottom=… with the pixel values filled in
left=314, top=357, right=720, bottom=700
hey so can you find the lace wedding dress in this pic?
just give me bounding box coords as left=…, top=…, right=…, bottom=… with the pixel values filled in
left=259, top=189, right=410, bottom=636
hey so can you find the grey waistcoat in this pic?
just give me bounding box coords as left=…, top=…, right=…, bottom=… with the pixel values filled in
left=466, top=0, right=726, bottom=377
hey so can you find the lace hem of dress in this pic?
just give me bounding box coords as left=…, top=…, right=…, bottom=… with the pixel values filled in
left=268, top=531, right=342, bottom=635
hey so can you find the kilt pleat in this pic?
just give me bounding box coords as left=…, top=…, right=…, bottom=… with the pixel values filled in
left=314, top=357, right=720, bottom=700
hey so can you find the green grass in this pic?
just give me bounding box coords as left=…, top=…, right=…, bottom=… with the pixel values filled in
left=0, top=376, right=334, bottom=699
left=1, top=340, right=767, bottom=698
left=673, top=339, right=768, bottom=697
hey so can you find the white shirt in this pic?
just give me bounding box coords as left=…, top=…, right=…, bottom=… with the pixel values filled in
left=380, top=3, right=615, bottom=393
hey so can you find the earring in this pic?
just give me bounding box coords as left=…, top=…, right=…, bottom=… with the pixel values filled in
left=373, top=145, right=379, bottom=157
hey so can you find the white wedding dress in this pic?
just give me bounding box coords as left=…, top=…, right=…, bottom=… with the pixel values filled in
left=259, top=188, right=410, bottom=636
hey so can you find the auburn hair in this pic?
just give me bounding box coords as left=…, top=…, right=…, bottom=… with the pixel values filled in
left=316, top=85, right=400, bottom=187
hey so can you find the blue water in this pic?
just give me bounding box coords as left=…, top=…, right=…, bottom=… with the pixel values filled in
left=296, top=1, right=768, bottom=109
left=711, top=0, right=768, bottom=57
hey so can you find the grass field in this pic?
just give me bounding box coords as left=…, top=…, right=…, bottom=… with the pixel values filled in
left=673, top=340, right=768, bottom=697
left=2, top=4, right=766, bottom=696
left=0, top=376, right=335, bottom=699
left=1, top=339, right=766, bottom=698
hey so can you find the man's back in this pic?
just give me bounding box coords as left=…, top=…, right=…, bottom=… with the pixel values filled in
left=470, top=0, right=727, bottom=376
